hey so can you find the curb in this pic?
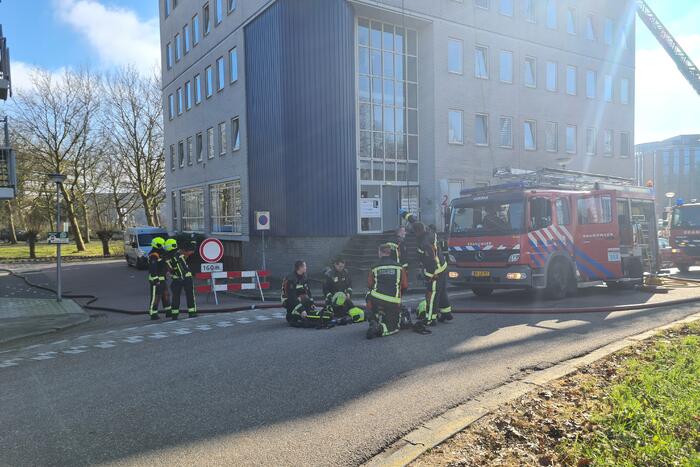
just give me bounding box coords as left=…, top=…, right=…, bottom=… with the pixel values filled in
left=364, top=311, right=700, bottom=467
left=0, top=313, right=91, bottom=345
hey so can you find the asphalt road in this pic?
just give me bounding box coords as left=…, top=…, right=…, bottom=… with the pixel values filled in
left=1, top=265, right=700, bottom=466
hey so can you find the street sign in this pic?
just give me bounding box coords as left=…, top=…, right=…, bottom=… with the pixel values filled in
left=255, top=211, right=270, bottom=230
left=199, top=238, right=224, bottom=263
left=47, top=232, right=69, bottom=244
left=201, top=262, right=223, bottom=273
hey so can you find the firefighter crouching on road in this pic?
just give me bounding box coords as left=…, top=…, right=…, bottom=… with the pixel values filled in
left=164, top=239, right=197, bottom=320
left=147, top=237, right=171, bottom=320
left=365, top=244, right=408, bottom=339
left=323, top=258, right=363, bottom=324
left=289, top=295, right=335, bottom=329
left=281, top=260, right=313, bottom=323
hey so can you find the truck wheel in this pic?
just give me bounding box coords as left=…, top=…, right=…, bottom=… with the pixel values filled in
left=472, top=287, right=494, bottom=297
left=545, top=259, right=572, bottom=300
left=677, top=264, right=690, bottom=274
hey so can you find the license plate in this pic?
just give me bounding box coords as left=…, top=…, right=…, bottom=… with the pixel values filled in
left=472, top=271, right=490, bottom=278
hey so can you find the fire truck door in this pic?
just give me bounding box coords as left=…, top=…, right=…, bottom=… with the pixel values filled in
left=574, top=194, right=623, bottom=281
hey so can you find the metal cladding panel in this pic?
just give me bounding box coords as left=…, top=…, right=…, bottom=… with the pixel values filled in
left=245, top=0, right=357, bottom=237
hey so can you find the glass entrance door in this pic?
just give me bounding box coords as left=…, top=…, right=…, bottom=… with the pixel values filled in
left=360, top=185, right=382, bottom=233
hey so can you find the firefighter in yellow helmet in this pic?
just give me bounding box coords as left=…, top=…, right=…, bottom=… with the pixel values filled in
left=147, top=237, right=171, bottom=320
left=164, top=238, right=197, bottom=320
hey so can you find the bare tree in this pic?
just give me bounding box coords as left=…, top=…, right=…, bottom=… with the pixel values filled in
left=10, top=68, right=101, bottom=251
left=103, top=67, right=165, bottom=227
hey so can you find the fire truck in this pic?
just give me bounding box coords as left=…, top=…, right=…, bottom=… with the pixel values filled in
left=667, top=201, right=700, bottom=273
left=447, top=168, right=659, bottom=299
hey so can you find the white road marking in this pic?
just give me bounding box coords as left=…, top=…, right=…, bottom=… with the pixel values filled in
left=272, top=313, right=286, bottom=319
left=31, top=352, right=58, bottom=361
left=94, top=341, right=117, bottom=349
left=215, top=321, right=234, bottom=327
left=236, top=318, right=252, bottom=324
left=173, top=328, right=192, bottom=335
left=50, top=340, right=68, bottom=345
left=123, top=336, right=144, bottom=344
left=63, top=346, right=88, bottom=355
left=77, top=334, right=93, bottom=340
left=255, top=316, right=271, bottom=321
left=124, top=327, right=139, bottom=331
left=149, top=332, right=169, bottom=339
left=0, top=359, right=22, bottom=367
left=195, top=325, right=212, bottom=331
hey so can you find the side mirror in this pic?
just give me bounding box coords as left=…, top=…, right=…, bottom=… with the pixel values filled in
left=131, top=242, right=137, bottom=248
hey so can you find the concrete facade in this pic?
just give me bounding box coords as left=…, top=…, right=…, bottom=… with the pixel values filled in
left=160, top=0, right=636, bottom=275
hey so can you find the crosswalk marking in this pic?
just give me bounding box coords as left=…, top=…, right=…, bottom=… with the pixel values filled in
left=0, top=359, right=22, bottom=368
left=63, top=346, right=88, bottom=355
left=255, top=316, right=271, bottom=321
left=215, top=321, right=233, bottom=328
left=149, top=332, right=169, bottom=339
left=123, top=336, right=144, bottom=344
left=94, top=341, right=116, bottom=349
left=195, top=325, right=212, bottom=331
left=31, top=352, right=58, bottom=361
left=236, top=318, right=252, bottom=324
left=173, top=328, right=192, bottom=335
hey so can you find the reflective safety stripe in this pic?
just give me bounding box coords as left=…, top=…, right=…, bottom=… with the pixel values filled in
left=369, top=290, right=401, bottom=304
left=440, top=306, right=452, bottom=313
left=149, top=285, right=158, bottom=314
left=426, top=280, right=437, bottom=322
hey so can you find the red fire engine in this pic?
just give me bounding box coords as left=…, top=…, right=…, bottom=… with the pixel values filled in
left=447, top=168, right=659, bottom=299
left=667, top=201, right=700, bottom=273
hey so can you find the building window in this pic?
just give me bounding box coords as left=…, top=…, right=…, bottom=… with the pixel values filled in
left=215, top=0, right=223, bottom=24
left=524, top=120, right=536, bottom=150
left=620, top=78, right=630, bottom=105
left=586, top=15, right=596, bottom=41
left=524, top=56, right=536, bottom=88
left=205, top=66, right=213, bottom=97
left=196, top=132, right=203, bottom=162
left=171, top=191, right=178, bottom=231
left=175, top=33, right=182, bottom=61
left=181, top=188, right=204, bottom=232
left=178, top=140, right=184, bottom=168
left=186, top=136, right=193, bottom=165
left=523, top=0, right=535, bottom=22
left=499, top=0, right=513, bottom=17
left=448, top=110, right=463, bottom=144
left=475, top=0, right=489, bottom=8
left=566, top=65, right=576, bottom=95
left=620, top=132, right=630, bottom=157
left=210, top=180, right=241, bottom=233
left=207, top=127, right=214, bottom=159
left=216, top=56, right=225, bottom=91
left=193, top=14, right=200, bottom=45
left=546, top=61, right=557, bottom=92
left=218, top=122, right=227, bottom=155
left=229, top=47, right=238, bottom=83
left=227, top=0, right=237, bottom=14
left=194, top=74, right=202, bottom=104
left=183, top=24, right=191, bottom=54
left=168, top=93, right=174, bottom=120
left=164, top=0, right=170, bottom=18
left=474, top=45, right=488, bottom=79
left=475, top=113, right=488, bottom=146
left=586, top=70, right=597, bottom=99
left=169, top=144, right=175, bottom=171
left=231, top=117, right=240, bottom=151
left=604, top=74, right=613, bottom=102
left=203, top=3, right=211, bottom=35
left=448, top=38, right=463, bottom=74
left=566, top=8, right=576, bottom=35
left=176, top=87, right=183, bottom=115
left=604, top=18, right=614, bottom=45
left=545, top=121, right=558, bottom=152
left=546, top=0, right=557, bottom=29
left=499, top=116, right=513, bottom=149
left=185, top=80, right=192, bottom=110
left=586, top=128, right=597, bottom=155
left=566, top=125, right=576, bottom=154
left=499, top=50, right=513, bottom=83
left=166, top=42, right=173, bottom=70
left=604, top=130, right=614, bottom=155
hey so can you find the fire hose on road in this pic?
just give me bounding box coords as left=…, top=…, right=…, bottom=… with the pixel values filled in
left=3, top=267, right=700, bottom=316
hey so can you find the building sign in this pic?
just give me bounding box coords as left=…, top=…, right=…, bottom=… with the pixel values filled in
left=360, top=198, right=381, bottom=218
left=255, top=211, right=270, bottom=231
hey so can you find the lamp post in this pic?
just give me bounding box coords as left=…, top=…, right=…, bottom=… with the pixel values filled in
left=49, top=173, right=67, bottom=302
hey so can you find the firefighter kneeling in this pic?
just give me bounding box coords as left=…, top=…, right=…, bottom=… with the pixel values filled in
left=365, top=244, right=408, bottom=339
left=328, top=292, right=365, bottom=325
left=289, top=296, right=335, bottom=329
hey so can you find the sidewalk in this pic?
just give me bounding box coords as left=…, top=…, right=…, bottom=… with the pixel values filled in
left=0, top=297, right=89, bottom=344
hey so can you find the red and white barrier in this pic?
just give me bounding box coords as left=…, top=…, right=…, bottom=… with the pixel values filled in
left=195, top=270, right=269, bottom=303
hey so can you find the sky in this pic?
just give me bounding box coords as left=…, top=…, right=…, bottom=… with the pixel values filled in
left=0, top=0, right=698, bottom=145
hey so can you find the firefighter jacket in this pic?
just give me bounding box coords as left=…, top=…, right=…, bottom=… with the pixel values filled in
left=387, top=237, right=408, bottom=269
left=417, top=232, right=447, bottom=280
left=166, top=251, right=193, bottom=280
left=281, top=272, right=312, bottom=306
left=367, top=256, right=408, bottom=304
left=322, top=268, right=353, bottom=301
left=148, top=249, right=168, bottom=282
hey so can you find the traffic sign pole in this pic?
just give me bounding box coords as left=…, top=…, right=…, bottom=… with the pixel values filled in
left=55, top=181, right=62, bottom=302
left=261, top=230, right=266, bottom=271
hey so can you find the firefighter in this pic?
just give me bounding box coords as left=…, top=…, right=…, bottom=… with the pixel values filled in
left=387, top=226, right=409, bottom=270
left=164, top=238, right=197, bottom=320
left=147, top=237, right=171, bottom=320
left=365, top=243, right=408, bottom=339
left=323, top=257, right=353, bottom=315
left=413, top=221, right=452, bottom=330
left=289, top=295, right=335, bottom=329
left=328, top=292, right=365, bottom=325
left=281, top=260, right=313, bottom=323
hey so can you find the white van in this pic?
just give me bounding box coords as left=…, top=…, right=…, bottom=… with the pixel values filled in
left=124, top=227, right=169, bottom=269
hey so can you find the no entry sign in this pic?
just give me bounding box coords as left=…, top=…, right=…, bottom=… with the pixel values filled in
left=199, top=238, right=224, bottom=263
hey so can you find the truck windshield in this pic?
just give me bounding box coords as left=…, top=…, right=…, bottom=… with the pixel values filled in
left=137, top=234, right=162, bottom=247
left=450, top=200, right=525, bottom=237
left=672, top=206, right=700, bottom=228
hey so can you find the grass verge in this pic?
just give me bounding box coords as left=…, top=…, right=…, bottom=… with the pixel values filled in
left=412, top=321, right=700, bottom=466
left=0, top=241, right=124, bottom=260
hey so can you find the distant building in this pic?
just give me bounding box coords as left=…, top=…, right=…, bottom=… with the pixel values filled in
left=635, top=134, right=700, bottom=214
left=159, top=0, right=637, bottom=275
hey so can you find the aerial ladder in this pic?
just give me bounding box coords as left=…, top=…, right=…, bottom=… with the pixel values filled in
left=636, top=0, right=700, bottom=96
